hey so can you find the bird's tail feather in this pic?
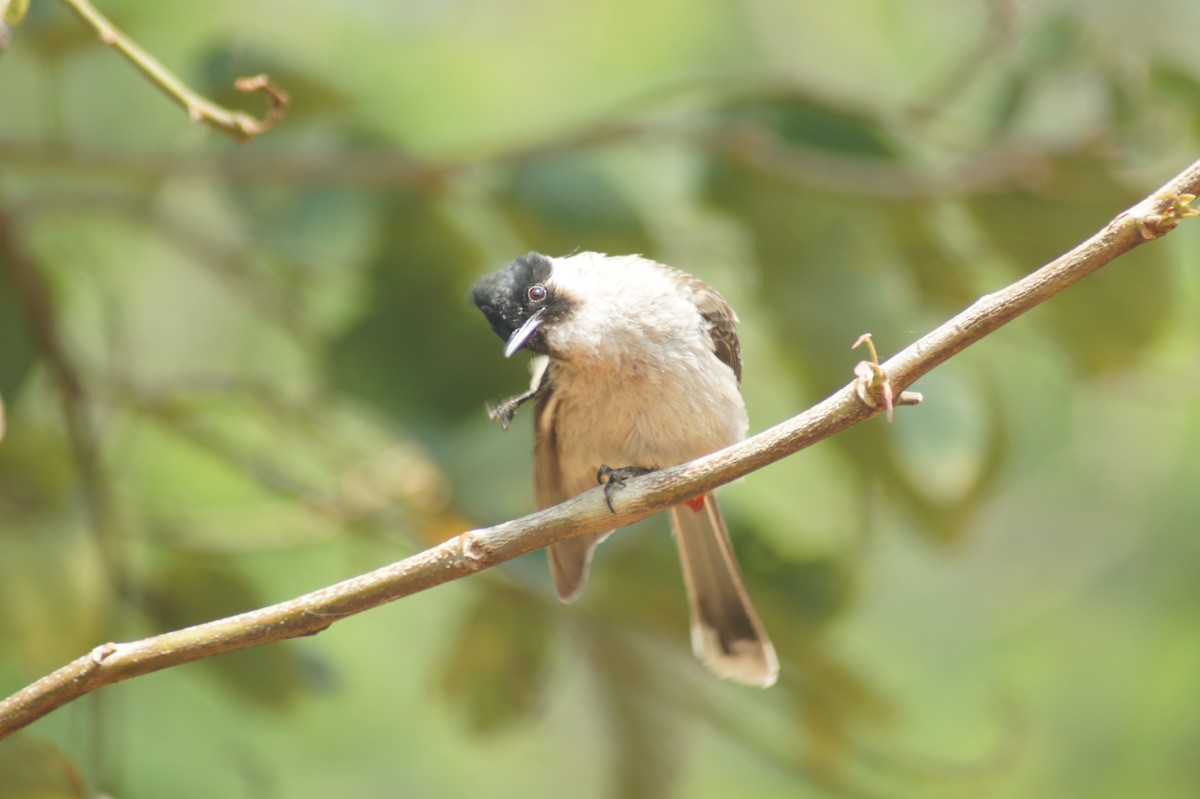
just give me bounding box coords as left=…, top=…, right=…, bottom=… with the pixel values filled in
left=668, top=494, right=778, bottom=687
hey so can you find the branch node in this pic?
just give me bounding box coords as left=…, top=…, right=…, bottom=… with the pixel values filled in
left=852, top=333, right=899, bottom=421
left=1136, top=192, right=1199, bottom=239
left=461, top=532, right=492, bottom=571
left=89, top=642, right=119, bottom=666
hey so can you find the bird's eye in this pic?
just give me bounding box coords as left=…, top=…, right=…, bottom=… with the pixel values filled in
left=527, top=284, right=547, bottom=303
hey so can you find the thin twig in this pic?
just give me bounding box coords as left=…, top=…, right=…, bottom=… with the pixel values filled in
left=56, top=0, right=288, bottom=142
left=1, top=159, right=1198, bottom=739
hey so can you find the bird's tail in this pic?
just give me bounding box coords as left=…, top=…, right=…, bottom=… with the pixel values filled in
left=668, top=493, right=778, bottom=687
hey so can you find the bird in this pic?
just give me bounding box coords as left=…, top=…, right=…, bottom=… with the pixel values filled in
left=471, top=251, right=778, bottom=687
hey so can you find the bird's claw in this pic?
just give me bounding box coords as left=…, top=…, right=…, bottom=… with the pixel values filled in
left=486, top=385, right=540, bottom=430
left=596, top=464, right=652, bottom=513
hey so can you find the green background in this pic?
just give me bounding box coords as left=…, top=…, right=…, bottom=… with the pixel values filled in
left=2, top=0, right=1200, bottom=796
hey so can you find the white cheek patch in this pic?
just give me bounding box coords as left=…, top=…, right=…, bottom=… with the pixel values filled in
left=504, top=309, right=545, bottom=358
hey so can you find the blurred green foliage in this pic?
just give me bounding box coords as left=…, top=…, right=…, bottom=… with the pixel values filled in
left=2, top=0, right=1200, bottom=797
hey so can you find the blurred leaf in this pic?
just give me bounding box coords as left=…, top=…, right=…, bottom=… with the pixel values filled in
left=1104, top=73, right=1139, bottom=138
left=2, top=0, right=29, bottom=27
left=329, top=188, right=500, bottom=424
left=882, top=202, right=973, bottom=310
left=14, top=0, right=96, bottom=59
left=0, top=518, right=112, bottom=667
left=0, top=420, right=73, bottom=521
left=700, top=151, right=903, bottom=391
left=1151, top=61, right=1200, bottom=131
left=985, top=68, right=1033, bottom=138
left=745, top=546, right=858, bottom=631
left=700, top=153, right=852, bottom=359
left=886, top=371, right=1011, bottom=544
left=0, top=391, right=5, bottom=442
left=1025, top=14, right=1082, bottom=70
left=1151, top=61, right=1200, bottom=103
left=439, top=588, right=551, bottom=735
left=985, top=15, right=1083, bottom=138
left=145, top=556, right=308, bottom=710
left=789, top=645, right=896, bottom=776
left=229, top=183, right=373, bottom=267
left=498, top=156, right=653, bottom=256
left=717, top=89, right=898, bottom=158
left=0, top=737, right=84, bottom=799
left=966, top=149, right=1172, bottom=373
left=587, top=626, right=682, bottom=799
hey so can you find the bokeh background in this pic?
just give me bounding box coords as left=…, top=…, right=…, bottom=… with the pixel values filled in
left=3, top=0, right=1200, bottom=796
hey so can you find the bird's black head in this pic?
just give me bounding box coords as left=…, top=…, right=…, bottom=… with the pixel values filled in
left=471, top=252, right=560, bottom=357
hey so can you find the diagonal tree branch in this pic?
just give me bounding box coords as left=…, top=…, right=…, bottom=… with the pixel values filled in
left=1, top=157, right=1198, bottom=740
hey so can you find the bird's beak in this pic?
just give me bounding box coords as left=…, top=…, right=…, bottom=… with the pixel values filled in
left=504, top=309, right=545, bottom=358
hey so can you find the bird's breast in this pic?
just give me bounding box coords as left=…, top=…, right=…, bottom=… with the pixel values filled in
left=546, top=353, right=747, bottom=497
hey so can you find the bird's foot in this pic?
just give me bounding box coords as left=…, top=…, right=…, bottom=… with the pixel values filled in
left=596, top=465, right=653, bottom=513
